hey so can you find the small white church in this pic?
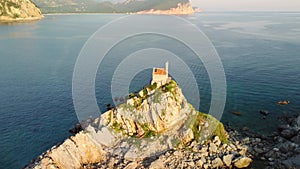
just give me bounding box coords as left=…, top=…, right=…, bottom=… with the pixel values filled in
left=151, top=62, right=171, bottom=87
left=128, top=62, right=172, bottom=105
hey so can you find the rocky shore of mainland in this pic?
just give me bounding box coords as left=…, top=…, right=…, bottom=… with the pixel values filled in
left=227, top=114, right=300, bottom=169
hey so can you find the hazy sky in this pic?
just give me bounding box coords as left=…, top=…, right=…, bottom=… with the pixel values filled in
left=191, top=0, right=300, bottom=11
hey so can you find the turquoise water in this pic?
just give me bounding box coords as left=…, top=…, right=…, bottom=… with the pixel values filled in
left=0, top=13, right=300, bottom=168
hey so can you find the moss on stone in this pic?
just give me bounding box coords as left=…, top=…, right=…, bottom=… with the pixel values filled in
left=162, top=80, right=178, bottom=101
left=106, top=111, right=112, bottom=125
left=171, top=137, right=180, bottom=147
left=187, top=109, right=229, bottom=144
left=153, top=89, right=162, bottom=103
left=13, top=13, right=19, bottom=18
left=140, top=123, right=156, bottom=138
left=161, top=109, right=166, bottom=116
left=133, top=98, right=142, bottom=108
left=111, top=121, right=123, bottom=133
left=121, top=102, right=135, bottom=112
left=129, top=93, right=135, bottom=99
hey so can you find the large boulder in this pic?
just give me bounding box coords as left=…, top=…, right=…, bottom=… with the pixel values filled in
left=149, top=159, right=165, bottom=169
left=234, top=156, right=252, bottom=168
left=211, top=157, right=223, bottom=168
left=223, top=154, right=233, bottom=167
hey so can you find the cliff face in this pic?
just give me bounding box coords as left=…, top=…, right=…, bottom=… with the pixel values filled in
left=136, top=3, right=194, bottom=15
left=25, top=81, right=252, bottom=169
left=0, top=0, right=43, bottom=22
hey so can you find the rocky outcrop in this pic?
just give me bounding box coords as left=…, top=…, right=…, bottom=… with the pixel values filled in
left=25, top=133, right=107, bottom=169
left=136, top=3, right=194, bottom=15
left=0, top=0, right=43, bottom=22
left=25, top=81, right=252, bottom=169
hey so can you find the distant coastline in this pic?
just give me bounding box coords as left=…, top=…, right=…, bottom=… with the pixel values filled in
left=41, top=4, right=197, bottom=16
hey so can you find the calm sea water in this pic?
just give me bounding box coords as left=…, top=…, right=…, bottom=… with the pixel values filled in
left=0, top=13, right=300, bottom=169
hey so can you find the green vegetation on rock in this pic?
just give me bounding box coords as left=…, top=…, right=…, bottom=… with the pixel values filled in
left=108, top=80, right=229, bottom=146
left=140, top=123, right=156, bottom=138
left=6, top=1, right=20, bottom=8
left=190, top=112, right=229, bottom=143
left=148, top=82, right=157, bottom=91
left=112, top=121, right=123, bottom=133
left=186, top=108, right=229, bottom=144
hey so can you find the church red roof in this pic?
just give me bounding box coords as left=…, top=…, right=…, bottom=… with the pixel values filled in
left=154, top=68, right=167, bottom=75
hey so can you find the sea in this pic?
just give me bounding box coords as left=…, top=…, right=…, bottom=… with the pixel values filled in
left=0, top=12, right=300, bottom=169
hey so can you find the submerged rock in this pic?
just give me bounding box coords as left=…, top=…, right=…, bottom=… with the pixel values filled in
left=283, top=154, right=300, bottom=168
left=260, top=110, right=269, bottom=116
left=296, top=115, right=300, bottom=127
left=280, top=129, right=296, bottom=139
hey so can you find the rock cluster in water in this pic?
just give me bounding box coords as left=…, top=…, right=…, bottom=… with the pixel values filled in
left=0, top=0, right=43, bottom=22
left=25, top=81, right=252, bottom=169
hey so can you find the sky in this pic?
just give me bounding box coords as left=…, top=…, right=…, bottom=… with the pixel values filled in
left=191, top=0, right=300, bottom=11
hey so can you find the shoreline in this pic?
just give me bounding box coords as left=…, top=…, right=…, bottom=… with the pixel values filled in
left=0, top=16, right=44, bottom=23
left=43, top=12, right=194, bottom=16
left=27, top=113, right=300, bottom=169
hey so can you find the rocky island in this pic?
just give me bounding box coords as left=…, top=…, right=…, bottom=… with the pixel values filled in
left=136, top=3, right=194, bottom=15
left=0, top=0, right=43, bottom=22
left=25, top=63, right=253, bottom=169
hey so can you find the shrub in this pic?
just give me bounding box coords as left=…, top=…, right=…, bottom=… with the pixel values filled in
left=143, top=88, right=147, bottom=96
left=129, top=93, right=135, bottom=99
left=13, top=13, right=20, bottom=18
left=7, top=1, right=20, bottom=9
left=140, top=123, right=156, bottom=138
left=149, top=82, right=157, bottom=90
